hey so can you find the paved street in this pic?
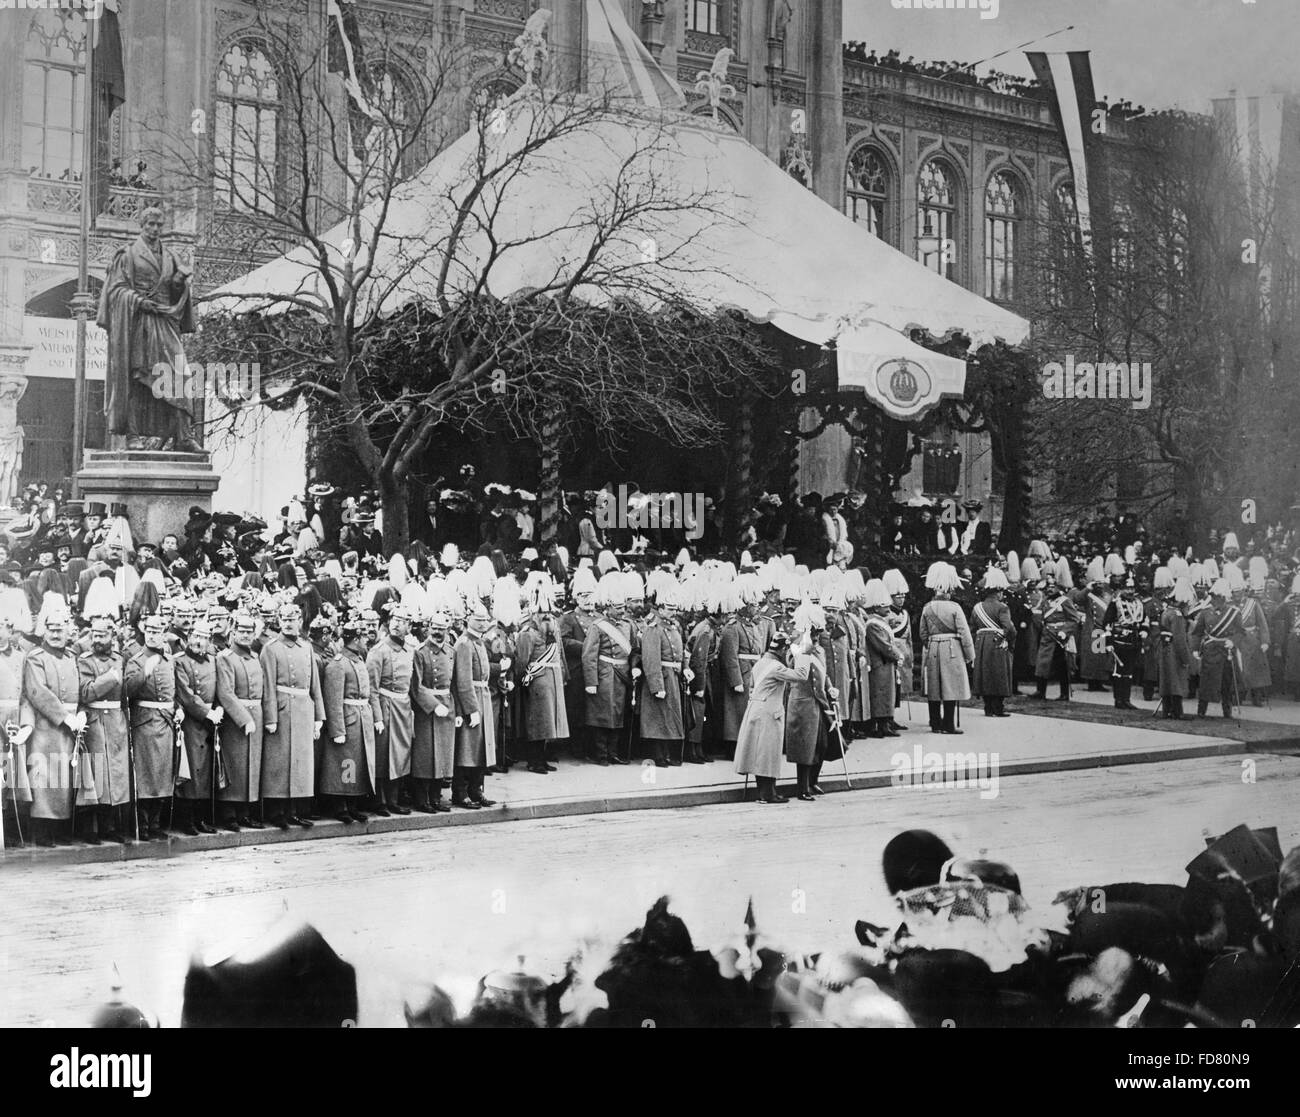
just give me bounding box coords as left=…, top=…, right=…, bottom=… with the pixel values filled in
left=3, top=751, right=1297, bottom=1027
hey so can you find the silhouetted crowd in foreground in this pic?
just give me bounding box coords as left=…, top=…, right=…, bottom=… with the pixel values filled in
left=92, top=822, right=1300, bottom=1028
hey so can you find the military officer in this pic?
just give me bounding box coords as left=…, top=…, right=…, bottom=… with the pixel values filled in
left=637, top=581, right=685, bottom=767
left=366, top=603, right=415, bottom=815
left=322, top=618, right=381, bottom=821
left=77, top=615, right=131, bottom=842
left=1104, top=576, right=1146, bottom=710
left=559, top=568, right=598, bottom=761
left=1190, top=578, right=1246, bottom=719
left=717, top=587, right=762, bottom=759
left=581, top=575, right=637, bottom=766
left=1033, top=572, right=1082, bottom=701
left=451, top=600, right=500, bottom=808
left=125, top=614, right=177, bottom=840
left=22, top=605, right=86, bottom=847
left=260, top=603, right=325, bottom=829
left=214, top=610, right=266, bottom=829
left=173, top=620, right=223, bottom=835
left=0, top=618, right=33, bottom=845
left=410, top=610, right=455, bottom=810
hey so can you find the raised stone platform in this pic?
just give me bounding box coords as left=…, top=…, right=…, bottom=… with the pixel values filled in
left=77, top=450, right=220, bottom=543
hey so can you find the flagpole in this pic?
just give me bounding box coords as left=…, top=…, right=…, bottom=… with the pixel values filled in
left=71, top=14, right=98, bottom=499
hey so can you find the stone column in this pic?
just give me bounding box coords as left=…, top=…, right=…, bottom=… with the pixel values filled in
left=0, top=358, right=30, bottom=524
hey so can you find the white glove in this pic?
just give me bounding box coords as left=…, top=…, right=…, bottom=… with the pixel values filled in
left=12, top=724, right=32, bottom=745
left=333, top=735, right=345, bottom=745
left=733, top=684, right=745, bottom=693
left=64, top=711, right=87, bottom=734
left=265, top=724, right=277, bottom=734
left=683, top=668, right=695, bottom=682
left=313, top=721, right=324, bottom=739
left=205, top=708, right=223, bottom=726
left=585, top=686, right=597, bottom=695
left=469, top=711, right=481, bottom=728
left=434, top=703, right=450, bottom=718
left=654, top=690, right=666, bottom=700
left=500, top=657, right=512, bottom=671
left=632, top=667, right=642, bottom=679
left=375, top=721, right=383, bottom=732
left=244, top=722, right=254, bottom=736
left=828, top=687, right=839, bottom=699
left=455, top=716, right=464, bottom=728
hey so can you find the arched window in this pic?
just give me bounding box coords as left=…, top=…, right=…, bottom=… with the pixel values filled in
left=846, top=146, right=890, bottom=240
left=214, top=40, right=282, bottom=213
left=23, top=9, right=86, bottom=180
left=917, top=159, right=957, bottom=279
left=684, top=0, right=723, bottom=35
left=984, top=170, right=1022, bottom=301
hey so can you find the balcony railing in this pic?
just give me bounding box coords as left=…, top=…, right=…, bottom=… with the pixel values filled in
left=25, top=177, right=163, bottom=222
left=843, top=59, right=1055, bottom=126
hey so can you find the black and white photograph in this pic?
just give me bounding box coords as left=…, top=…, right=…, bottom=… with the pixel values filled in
left=0, top=0, right=1298, bottom=1064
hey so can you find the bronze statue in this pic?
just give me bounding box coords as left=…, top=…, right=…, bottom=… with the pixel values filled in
left=97, top=207, right=202, bottom=452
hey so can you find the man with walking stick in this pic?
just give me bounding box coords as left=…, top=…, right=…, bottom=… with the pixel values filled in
left=78, top=615, right=131, bottom=843
left=581, top=575, right=636, bottom=767
left=125, top=614, right=178, bottom=841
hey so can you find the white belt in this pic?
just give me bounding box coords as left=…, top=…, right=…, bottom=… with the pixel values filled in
left=430, top=689, right=451, bottom=697
left=472, top=680, right=489, bottom=688
left=0, top=700, right=18, bottom=709
left=928, top=634, right=961, bottom=641
left=660, top=662, right=683, bottom=670
left=378, top=687, right=409, bottom=702
left=239, top=697, right=261, bottom=706
left=599, top=655, right=628, bottom=666
left=87, top=701, right=121, bottom=710
left=136, top=700, right=172, bottom=710
left=343, top=698, right=371, bottom=708
left=738, top=653, right=760, bottom=661
left=278, top=685, right=309, bottom=696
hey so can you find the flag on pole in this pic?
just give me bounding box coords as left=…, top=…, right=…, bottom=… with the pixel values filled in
left=1026, top=51, right=1100, bottom=255
left=88, top=0, right=125, bottom=226
left=327, top=0, right=378, bottom=157
left=585, top=0, right=685, bottom=110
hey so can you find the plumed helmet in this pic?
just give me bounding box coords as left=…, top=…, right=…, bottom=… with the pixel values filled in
left=571, top=565, right=598, bottom=598
left=1104, top=553, right=1126, bottom=578
left=1223, top=563, right=1246, bottom=593
left=1171, top=577, right=1196, bottom=605
left=1004, top=552, right=1021, bottom=584
left=924, top=562, right=962, bottom=594
left=882, top=568, right=909, bottom=595
left=1084, top=556, right=1106, bottom=584
left=492, top=576, right=522, bottom=626
left=1152, top=567, right=1174, bottom=591
left=596, top=549, right=620, bottom=575
left=861, top=578, right=892, bottom=608
left=981, top=567, right=1009, bottom=591
left=1054, top=557, right=1073, bottom=589
left=1019, top=557, right=1041, bottom=583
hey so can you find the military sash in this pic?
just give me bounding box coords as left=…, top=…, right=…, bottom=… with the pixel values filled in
left=1207, top=606, right=1242, bottom=640
left=594, top=619, right=632, bottom=658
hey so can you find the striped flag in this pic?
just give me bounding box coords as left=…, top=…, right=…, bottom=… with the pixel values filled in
left=88, top=0, right=125, bottom=225
left=1027, top=51, right=1100, bottom=253
left=327, top=0, right=378, bottom=155
left=585, top=0, right=685, bottom=110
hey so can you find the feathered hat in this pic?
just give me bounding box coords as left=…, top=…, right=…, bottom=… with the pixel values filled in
left=882, top=568, right=909, bottom=596
left=1054, top=557, right=1074, bottom=589
left=492, top=576, right=522, bottom=627
left=1019, top=557, right=1041, bottom=583
left=861, top=578, right=892, bottom=609
left=981, top=567, right=1009, bottom=591
left=1084, top=556, right=1106, bottom=584
left=924, top=562, right=962, bottom=594
left=1152, top=566, right=1175, bottom=591
left=1004, top=551, right=1021, bottom=584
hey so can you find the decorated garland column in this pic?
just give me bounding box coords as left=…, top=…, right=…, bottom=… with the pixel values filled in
left=538, top=402, right=562, bottom=547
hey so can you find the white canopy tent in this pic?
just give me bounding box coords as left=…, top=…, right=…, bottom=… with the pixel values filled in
left=207, top=106, right=1027, bottom=347
left=208, top=2, right=1028, bottom=423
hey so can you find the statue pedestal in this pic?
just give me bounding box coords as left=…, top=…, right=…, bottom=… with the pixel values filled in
left=77, top=450, right=220, bottom=545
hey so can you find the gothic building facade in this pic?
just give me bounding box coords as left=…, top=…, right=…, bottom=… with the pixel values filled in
left=1, top=0, right=1145, bottom=531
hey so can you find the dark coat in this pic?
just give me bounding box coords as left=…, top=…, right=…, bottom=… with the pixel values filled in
left=322, top=648, right=380, bottom=794
left=174, top=650, right=219, bottom=800
left=581, top=615, right=636, bottom=730
left=862, top=614, right=902, bottom=716
left=514, top=619, right=569, bottom=743
left=970, top=596, right=1015, bottom=697
left=637, top=615, right=684, bottom=741
left=783, top=648, right=831, bottom=765
left=1077, top=589, right=1113, bottom=682
left=125, top=647, right=176, bottom=799
left=1157, top=605, right=1192, bottom=698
